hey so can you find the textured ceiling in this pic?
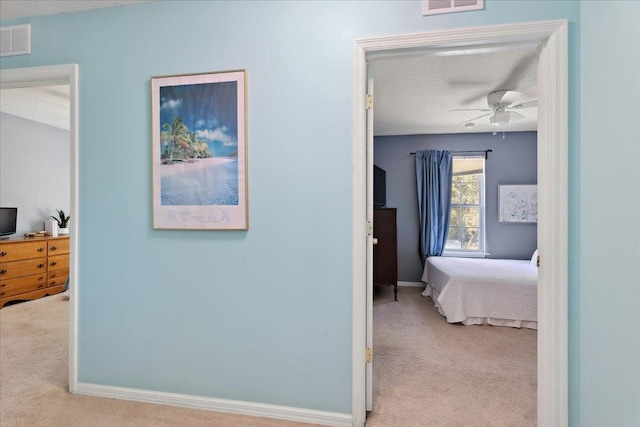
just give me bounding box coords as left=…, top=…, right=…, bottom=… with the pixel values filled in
left=0, top=0, right=153, bottom=19
left=1, top=85, right=70, bottom=130
left=370, top=45, right=539, bottom=135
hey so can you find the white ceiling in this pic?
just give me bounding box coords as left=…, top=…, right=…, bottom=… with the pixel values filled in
left=0, top=1, right=539, bottom=136
left=1, top=85, right=70, bottom=130
left=0, top=1, right=153, bottom=20
left=370, top=45, right=539, bottom=135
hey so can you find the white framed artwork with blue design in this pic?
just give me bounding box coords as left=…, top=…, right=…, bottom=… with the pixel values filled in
left=498, top=184, right=537, bottom=223
left=151, top=70, right=248, bottom=230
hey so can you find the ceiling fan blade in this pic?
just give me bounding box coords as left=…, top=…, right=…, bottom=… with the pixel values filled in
left=459, top=112, right=492, bottom=125
left=509, top=100, right=537, bottom=109
left=507, top=111, right=525, bottom=121
left=487, top=90, right=521, bottom=107
left=449, top=108, right=492, bottom=112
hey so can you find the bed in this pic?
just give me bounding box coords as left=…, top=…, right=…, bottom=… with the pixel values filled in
left=421, top=256, right=538, bottom=329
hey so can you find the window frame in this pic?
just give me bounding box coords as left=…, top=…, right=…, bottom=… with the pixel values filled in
left=443, top=155, right=487, bottom=257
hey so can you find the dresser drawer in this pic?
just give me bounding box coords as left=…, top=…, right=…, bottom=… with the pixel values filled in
left=48, top=269, right=69, bottom=280
left=48, top=254, right=69, bottom=271
left=0, top=258, right=47, bottom=279
left=48, top=277, right=68, bottom=289
left=0, top=241, right=47, bottom=262
left=0, top=280, right=47, bottom=298
left=1, top=273, right=47, bottom=290
left=48, top=239, right=70, bottom=255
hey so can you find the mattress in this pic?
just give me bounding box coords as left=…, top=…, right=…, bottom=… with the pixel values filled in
left=421, top=257, right=538, bottom=329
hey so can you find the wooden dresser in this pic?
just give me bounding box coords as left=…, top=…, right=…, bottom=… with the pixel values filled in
left=0, top=236, right=69, bottom=308
left=373, top=208, right=398, bottom=301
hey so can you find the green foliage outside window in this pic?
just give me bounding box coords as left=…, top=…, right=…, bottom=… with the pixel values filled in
left=446, top=173, right=482, bottom=251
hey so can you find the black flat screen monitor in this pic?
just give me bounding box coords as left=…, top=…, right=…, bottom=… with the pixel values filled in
left=0, top=207, right=18, bottom=239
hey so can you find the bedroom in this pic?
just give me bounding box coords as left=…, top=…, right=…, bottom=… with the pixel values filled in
left=0, top=86, right=72, bottom=307
left=368, top=45, right=539, bottom=424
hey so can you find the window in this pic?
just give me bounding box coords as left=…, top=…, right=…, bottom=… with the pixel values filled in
left=446, top=156, right=485, bottom=253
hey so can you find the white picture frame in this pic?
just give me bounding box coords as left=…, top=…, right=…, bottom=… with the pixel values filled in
left=498, top=184, right=538, bottom=223
left=151, top=70, right=248, bottom=230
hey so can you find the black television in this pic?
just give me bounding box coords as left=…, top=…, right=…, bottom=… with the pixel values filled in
left=373, top=165, right=386, bottom=208
left=0, top=207, right=18, bottom=239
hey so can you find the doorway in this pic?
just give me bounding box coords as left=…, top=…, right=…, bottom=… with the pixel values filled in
left=352, top=21, right=568, bottom=427
left=0, top=64, right=80, bottom=392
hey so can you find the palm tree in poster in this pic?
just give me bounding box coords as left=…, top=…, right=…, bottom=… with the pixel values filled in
left=188, top=132, right=212, bottom=159
left=160, top=117, right=190, bottom=164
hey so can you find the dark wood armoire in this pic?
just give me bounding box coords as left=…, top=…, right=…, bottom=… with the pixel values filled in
left=373, top=208, right=398, bottom=301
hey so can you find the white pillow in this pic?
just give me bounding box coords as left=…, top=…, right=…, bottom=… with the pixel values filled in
left=531, top=249, right=538, bottom=266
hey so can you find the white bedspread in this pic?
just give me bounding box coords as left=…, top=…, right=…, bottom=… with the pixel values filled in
left=421, top=257, right=538, bottom=329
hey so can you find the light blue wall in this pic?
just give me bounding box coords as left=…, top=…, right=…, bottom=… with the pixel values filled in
left=1, top=0, right=608, bottom=420
left=580, top=2, right=640, bottom=426
left=375, top=132, right=537, bottom=281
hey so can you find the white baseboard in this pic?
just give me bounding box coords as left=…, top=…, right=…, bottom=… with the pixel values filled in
left=75, top=383, right=351, bottom=427
left=397, top=281, right=425, bottom=287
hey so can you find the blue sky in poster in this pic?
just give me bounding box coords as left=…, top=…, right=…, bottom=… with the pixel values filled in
left=160, top=81, right=238, bottom=157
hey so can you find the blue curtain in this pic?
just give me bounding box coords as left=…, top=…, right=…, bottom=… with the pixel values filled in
left=415, top=150, right=453, bottom=263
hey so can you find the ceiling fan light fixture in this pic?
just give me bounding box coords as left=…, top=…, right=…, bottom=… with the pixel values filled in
left=490, top=110, right=510, bottom=126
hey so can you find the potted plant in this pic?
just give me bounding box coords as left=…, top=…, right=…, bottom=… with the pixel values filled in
left=51, top=209, right=70, bottom=235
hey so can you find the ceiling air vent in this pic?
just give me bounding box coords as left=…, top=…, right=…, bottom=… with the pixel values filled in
left=0, top=24, right=31, bottom=57
left=422, top=0, right=484, bottom=16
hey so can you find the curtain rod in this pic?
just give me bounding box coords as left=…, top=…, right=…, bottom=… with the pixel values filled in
left=410, top=149, right=493, bottom=159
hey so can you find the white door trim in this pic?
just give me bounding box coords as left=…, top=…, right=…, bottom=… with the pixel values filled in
left=352, top=20, right=568, bottom=427
left=0, top=64, right=80, bottom=394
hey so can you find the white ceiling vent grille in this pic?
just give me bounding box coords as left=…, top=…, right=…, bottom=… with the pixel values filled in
left=422, top=0, right=484, bottom=16
left=0, top=24, right=31, bottom=57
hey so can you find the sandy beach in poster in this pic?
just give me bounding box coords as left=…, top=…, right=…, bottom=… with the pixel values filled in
left=159, top=157, right=235, bottom=177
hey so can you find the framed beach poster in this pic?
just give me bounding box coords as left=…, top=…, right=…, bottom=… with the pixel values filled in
left=151, top=70, right=248, bottom=230
left=498, top=184, right=537, bottom=223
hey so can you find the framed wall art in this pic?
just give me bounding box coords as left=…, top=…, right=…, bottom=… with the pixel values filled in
left=151, top=70, right=248, bottom=230
left=498, top=184, right=538, bottom=223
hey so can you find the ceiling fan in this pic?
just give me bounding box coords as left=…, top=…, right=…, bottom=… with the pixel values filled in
left=451, top=90, right=537, bottom=127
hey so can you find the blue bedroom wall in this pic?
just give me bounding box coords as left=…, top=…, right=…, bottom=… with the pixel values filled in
left=375, top=132, right=537, bottom=282
left=10, top=0, right=636, bottom=422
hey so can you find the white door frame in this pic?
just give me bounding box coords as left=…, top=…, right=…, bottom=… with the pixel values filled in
left=0, top=64, right=80, bottom=393
left=352, top=20, right=568, bottom=427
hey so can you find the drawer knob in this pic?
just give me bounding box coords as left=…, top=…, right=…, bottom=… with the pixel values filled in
left=50, top=281, right=56, bottom=286
left=0, top=269, right=6, bottom=275
left=37, top=264, right=44, bottom=269
left=50, top=261, right=57, bottom=266
left=38, top=284, right=44, bottom=289
left=50, top=246, right=57, bottom=251
left=0, top=292, right=5, bottom=296
left=0, top=283, right=5, bottom=287
left=0, top=251, right=6, bottom=257
left=39, top=277, right=44, bottom=281
left=38, top=247, right=45, bottom=252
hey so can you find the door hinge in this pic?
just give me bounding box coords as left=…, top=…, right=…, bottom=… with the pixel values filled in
left=537, top=255, right=540, bottom=268
left=366, top=93, right=373, bottom=110
left=366, top=347, right=372, bottom=363
left=366, top=220, right=373, bottom=236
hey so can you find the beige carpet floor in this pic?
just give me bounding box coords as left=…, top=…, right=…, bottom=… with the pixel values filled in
left=1, top=287, right=536, bottom=426
left=367, top=286, right=536, bottom=426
